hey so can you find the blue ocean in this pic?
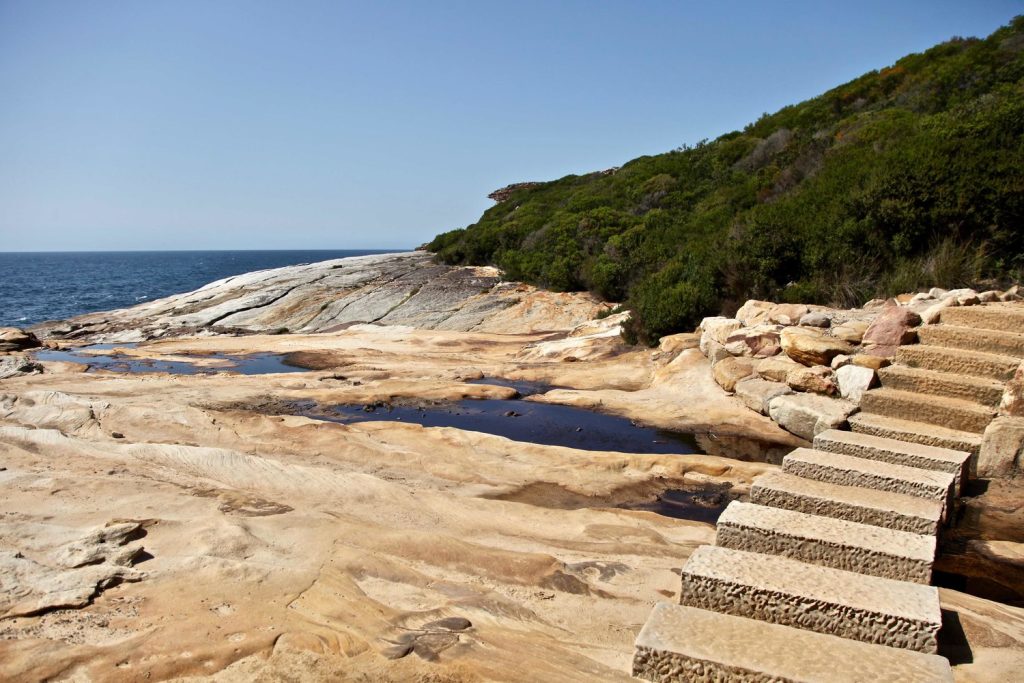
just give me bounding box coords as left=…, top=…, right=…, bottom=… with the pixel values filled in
left=0, top=250, right=397, bottom=328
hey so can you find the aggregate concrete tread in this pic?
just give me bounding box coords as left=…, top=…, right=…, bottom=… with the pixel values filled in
left=814, top=429, right=970, bottom=491
left=781, top=447, right=956, bottom=504
left=749, top=470, right=942, bottom=535
left=633, top=602, right=953, bottom=683
left=941, top=304, right=1024, bottom=334
left=859, top=388, right=994, bottom=434
left=918, top=324, right=1024, bottom=359
left=848, top=412, right=982, bottom=455
left=715, top=501, right=935, bottom=583
left=678, top=545, right=942, bottom=653
left=896, top=344, right=1020, bottom=381
left=877, top=364, right=1005, bottom=408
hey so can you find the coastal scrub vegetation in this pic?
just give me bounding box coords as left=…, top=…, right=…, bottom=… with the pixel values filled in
left=429, top=18, right=1024, bottom=344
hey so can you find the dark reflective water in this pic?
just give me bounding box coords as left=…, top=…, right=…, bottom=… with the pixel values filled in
left=622, top=486, right=735, bottom=524
left=33, top=345, right=306, bottom=375
left=302, top=399, right=701, bottom=454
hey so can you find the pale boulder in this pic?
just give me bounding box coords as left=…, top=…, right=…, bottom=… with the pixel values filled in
left=978, top=290, right=1002, bottom=303
left=734, top=377, right=793, bottom=415
left=830, top=319, right=870, bottom=344
left=757, top=355, right=805, bottom=383
left=780, top=327, right=854, bottom=367
left=735, top=300, right=774, bottom=327
left=767, top=303, right=809, bottom=326
left=977, top=417, right=1024, bottom=477
left=712, top=356, right=757, bottom=392
left=699, top=317, right=742, bottom=356
left=768, top=393, right=857, bottom=441
left=831, top=354, right=852, bottom=370
left=723, top=325, right=783, bottom=358
left=836, top=364, right=877, bottom=403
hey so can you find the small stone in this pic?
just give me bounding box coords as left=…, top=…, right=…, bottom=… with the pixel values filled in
left=862, top=306, right=920, bottom=348
left=836, top=365, right=876, bottom=403
left=831, top=354, right=852, bottom=370
left=111, top=432, right=125, bottom=439
left=756, top=356, right=805, bottom=383
left=798, top=312, right=830, bottom=328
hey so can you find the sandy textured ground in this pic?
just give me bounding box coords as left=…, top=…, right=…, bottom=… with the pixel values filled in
left=2, top=254, right=1023, bottom=682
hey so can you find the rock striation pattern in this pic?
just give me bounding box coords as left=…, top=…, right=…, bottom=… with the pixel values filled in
left=28, top=251, right=610, bottom=344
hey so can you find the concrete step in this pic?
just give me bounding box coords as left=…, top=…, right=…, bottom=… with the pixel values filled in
left=896, top=344, right=1019, bottom=382
left=814, top=429, right=970, bottom=493
left=878, top=364, right=1005, bottom=408
left=633, top=602, right=953, bottom=683
left=715, top=501, right=935, bottom=583
left=941, top=304, right=1024, bottom=334
left=848, top=412, right=982, bottom=455
left=781, top=448, right=955, bottom=508
left=750, top=470, right=943, bottom=535
left=859, top=387, right=994, bottom=434
left=918, top=324, right=1024, bottom=359
left=678, top=545, right=943, bottom=653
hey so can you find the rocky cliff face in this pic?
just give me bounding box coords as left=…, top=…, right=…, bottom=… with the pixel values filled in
left=32, top=251, right=610, bottom=344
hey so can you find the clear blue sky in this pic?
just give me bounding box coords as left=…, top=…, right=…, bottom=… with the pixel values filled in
left=1, top=1, right=1020, bottom=251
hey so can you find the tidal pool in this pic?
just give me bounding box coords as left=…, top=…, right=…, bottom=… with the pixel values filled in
left=33, top=345, right=306, bottom=375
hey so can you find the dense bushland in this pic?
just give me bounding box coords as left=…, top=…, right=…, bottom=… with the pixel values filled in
left=429, top=19, right=1024, bottom=344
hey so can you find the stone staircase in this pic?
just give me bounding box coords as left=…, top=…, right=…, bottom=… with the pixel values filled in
left=631, top=303, right=1024, bottom=682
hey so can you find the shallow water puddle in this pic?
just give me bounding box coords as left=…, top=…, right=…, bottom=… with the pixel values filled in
left=301, top=398, right=702, bottom=454
left=34, top=345, right=306, bottom=375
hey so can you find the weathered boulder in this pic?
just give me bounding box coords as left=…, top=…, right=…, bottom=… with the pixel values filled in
left=861, top=306, right=920, bottom=356
left=756, top=356, right=805, bottom=383
left=734, top=377, right=793, bottom=415
left=0, top=328, right=41, bottom=353
left=831, top=319, right=870, bottom=344
left=920, top=297, right=958, bottom=325
left=977, top=417, right=1024, bottom=477
left=699, top=317, right=742, bottom=356
left=836, top=364, right=877, bottom=403
left=0, top=356, right=43, bottom=380
left=786, top=365, right=837, bottom=396
left=723, top=325, right=783, bottom=358
left=735, top=300, right=774, bottom=327
left=712, top=356, right=757, bottom=392
left=768, top=393, right=857, bottom=441
left=928, top=287, right=948, bottom=299
left=798, top=312, right=830, bottom=328
left=999, top=361, right=1024, bottom=418
left=1002, top=285, right=1021, bottom=301
left=767, top=304, right=809, bottom=326
left=978, top=290, right=1002, bottom=303
left=780, top=327, right=854, bottom=367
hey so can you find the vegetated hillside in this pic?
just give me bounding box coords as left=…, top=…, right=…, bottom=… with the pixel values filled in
left=429, top=18, right=1024, bottom=344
